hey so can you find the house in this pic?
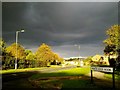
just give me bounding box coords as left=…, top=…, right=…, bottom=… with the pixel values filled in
left=64, top=57, right=86, bottom=66
left=92, top=54, right=110, bottom=65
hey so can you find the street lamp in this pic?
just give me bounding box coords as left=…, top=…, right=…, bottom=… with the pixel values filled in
left=74, top=44, right=83, bottom=67
left=15, top=29, right=25, bottom=69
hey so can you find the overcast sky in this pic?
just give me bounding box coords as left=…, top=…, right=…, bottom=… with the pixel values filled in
left=2, top=2, right=118, bottom=58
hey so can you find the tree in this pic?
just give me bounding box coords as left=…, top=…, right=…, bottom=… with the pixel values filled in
left=6, top=43, right=26, bottom=60
left=35, top=43, right=54, bottom=66
left=103, top=25, right=120, bottom=67
left=52, top=53, right=64, bottom=64
left=26, top=52, right=35, bottom=60
left=103, top=25, right=120, bottom=55
left=0, top=38, right=6, bottom=55
left=84, top=56, right=93, bottom=65
left=25, top=49, right=35, bottom=61
left=25, top=49, right=32, bottom=56
left=1, top=39, right=16, bottom=69
left=24, top=50, right=36, bottom=68
left=35, top=43, right=63, bottom=66
left=104, top=45, right=116, bottom=55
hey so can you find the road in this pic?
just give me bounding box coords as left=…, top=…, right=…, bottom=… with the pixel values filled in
left=38, top=65, right=77, bottom=73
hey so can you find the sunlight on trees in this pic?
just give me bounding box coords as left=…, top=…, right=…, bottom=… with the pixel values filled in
left=35, top=43, right=53, bottom=61
left=103, top=25, right=120, bottom=55
left=1, top=40, right=63, bottom=69
left=35, top=43, right=63, bottom=66
left=0, top=38, right=6, bottom=54
left=6, top=43, right=26, bottom=59
left=103, top=25, right=120, bottom=68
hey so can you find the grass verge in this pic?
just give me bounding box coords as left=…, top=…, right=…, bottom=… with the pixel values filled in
left=29, top=67, right=96, bottom=89
left=1, top=67, right=47, bottom=74
left=104, top=73, right=120, bottom=80
left=1, top=65, right=65, bottom=74
left=29, top=67, right=90, bottom=80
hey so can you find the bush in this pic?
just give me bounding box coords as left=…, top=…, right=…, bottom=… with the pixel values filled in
left=83, top=56, right=92, bottom=65
left=2, top=56, right=15, bottom=70
left=2, top=58, right=57, bottom=70
left=18, top=59, right=25, bottom=69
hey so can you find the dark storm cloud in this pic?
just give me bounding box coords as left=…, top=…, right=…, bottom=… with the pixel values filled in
left=2, top=2, right=118, bottom=57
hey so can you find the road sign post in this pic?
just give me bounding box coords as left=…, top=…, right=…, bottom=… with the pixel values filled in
left=91, top=69, right=93, bottom=84
left=112, top=66, right=115, bottom=89
left=90, top=66, right=115, bottom=89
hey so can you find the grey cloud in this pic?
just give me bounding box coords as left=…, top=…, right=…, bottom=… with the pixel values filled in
left=52, top=44, right=104, bottom=57
left=2, top=2, right=118, bottom=57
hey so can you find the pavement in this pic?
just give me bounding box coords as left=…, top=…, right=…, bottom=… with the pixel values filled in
left=86, top=71, right=105, bottom=79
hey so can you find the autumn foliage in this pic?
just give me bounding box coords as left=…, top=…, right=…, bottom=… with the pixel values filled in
left=1, top=39, right=63, bottom=69
left=103, top=25, right=120, bottom=68
left=6, top=43, right=26, bottom=59
left=103, top=25, right=120, bottom=55
left=35, top=43, right=63, bottom=66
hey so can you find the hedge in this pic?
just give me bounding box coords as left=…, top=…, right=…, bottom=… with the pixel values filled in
left=2, top=59, right=48, bottom=70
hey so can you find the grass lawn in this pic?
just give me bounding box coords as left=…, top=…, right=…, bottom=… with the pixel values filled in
left=33, top=78, right=99, bottom=89
left=1, top=65, right=62, bottom=74
left=3, top=66, right=92, bottom=89
left=29, top=67, right=114, bottom=89
left=29, top=67, right=90, bottom=80
left=1, top=67, right=47, bottom=74
left=28, top=67, right=103, bottom=89
left=104, top=72, right=120, bottom=80
left=3, top=66, right=119, bottom=89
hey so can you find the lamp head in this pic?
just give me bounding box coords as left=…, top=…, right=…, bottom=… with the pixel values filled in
left=21, top=29, right=25, bottom=33
left=74, top=44, right=77, bottom=46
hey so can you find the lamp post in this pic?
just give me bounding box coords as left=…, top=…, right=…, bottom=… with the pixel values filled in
left=74, top=44, right=83, bottom=67
left=15, top=29, right=25, bottom=70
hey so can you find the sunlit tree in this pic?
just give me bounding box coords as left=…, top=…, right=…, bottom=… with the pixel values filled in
left=25, top=49, right=32, bottom=56
left=0, top=38, right=6, bottom=55
left=26, top=52, right=36, bottom=61
left=1, top=39, right=16, bottom=69
left=35, top=43, right=54, bottom=63
left=103, top=25, right=120, bottom=67
left=53, top=53, right=64, bottom=64
left=35, top=43, right=63, bottom=66
left=103, top=25, right=120, bottom=55
left=6, top=43, right=26, bottom=59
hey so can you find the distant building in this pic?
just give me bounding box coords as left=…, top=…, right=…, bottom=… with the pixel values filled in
left=64, top=56, right=86, bottom=60
left=64, top=56, right=86, bottom=65
left=92, top=54, right=117, bottom=65
left=92, top=55, right=102, bottom=62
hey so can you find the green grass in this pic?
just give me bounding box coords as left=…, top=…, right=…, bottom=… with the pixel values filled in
left=29, top=66, right=109, bottom=89
left=36, top=79, right=98, bottom=89
left=3, top=66, right=117, bottom=89
left=29, top=67, right=98, bottom=89
left=1, top=67, right=47, bottom=74
left=1, top=65, right=66, bottom=74
left=30, top=67, right=90, bottom=80
left=61, top=79, right=98, bottom=88
left=104, top=73, right=120, bottom=80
